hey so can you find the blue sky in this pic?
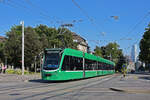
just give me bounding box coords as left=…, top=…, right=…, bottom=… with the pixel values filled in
left=0, top=0, right=150, bottom=55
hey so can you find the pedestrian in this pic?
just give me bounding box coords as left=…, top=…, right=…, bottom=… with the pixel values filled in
left=2, top=65, right=7, bottom=74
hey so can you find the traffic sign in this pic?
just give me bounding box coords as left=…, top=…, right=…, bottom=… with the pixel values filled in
left=122, top=64, right=126, bottom=68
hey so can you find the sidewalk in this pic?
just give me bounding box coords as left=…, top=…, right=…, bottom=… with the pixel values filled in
left=110, top=73, right=150, bottom=94
left=0, top=74, right=41, bottom=82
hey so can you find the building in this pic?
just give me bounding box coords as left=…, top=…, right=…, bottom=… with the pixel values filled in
left=127, top=61, right=135, bottom=72
left=72, top=32, right=89, bottom=53
left=0, top=36, right=6, bottom=42
left=131, top=44, right=138, bottom=62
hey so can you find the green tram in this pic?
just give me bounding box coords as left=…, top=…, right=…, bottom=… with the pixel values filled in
left=42, top=48, right=115, bottom=81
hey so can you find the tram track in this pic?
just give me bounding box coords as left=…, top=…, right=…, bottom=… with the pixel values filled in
left=0, top=74, right=118, bottom=94
left=15, top=74, right=118, bottom=100
left=41, top=75, right=118, bottom=100
left=0, top=82, right=59, bottom=94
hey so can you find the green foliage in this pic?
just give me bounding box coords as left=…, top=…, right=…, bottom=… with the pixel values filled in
left=95, top=42, right=122, bottom=63
left=34, top=25, right=77, bottom=49
left=116, top=55, right=127, bottom=72
left=93, top=46, right=103, bottom=57
left=2, top=24, right=78, bottom=71
left=24, top=27, right=42, bottom=69
left=93, top=42, right=126, bottom=72
left=105, top=42, right=120, bottom=62
left=6, top=69, right=33, bottom=75
left=0, top=42, right=5, bottom=63
left=139, top=24, right=150, bottom=64
left=6, top=69, right=23, bottom=75
left=4, top=26, right=22, bottom=67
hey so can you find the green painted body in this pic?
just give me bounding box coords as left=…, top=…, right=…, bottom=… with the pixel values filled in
left=42, top=48, right=115, bottom=81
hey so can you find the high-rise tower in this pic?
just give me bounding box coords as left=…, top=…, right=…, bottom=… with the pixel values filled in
left=131, top=44, right=137, bottom=62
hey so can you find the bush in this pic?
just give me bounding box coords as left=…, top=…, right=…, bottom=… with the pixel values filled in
left=6, top=69, right=15, bottom=74
left=6, top=69, right=32, bottom=75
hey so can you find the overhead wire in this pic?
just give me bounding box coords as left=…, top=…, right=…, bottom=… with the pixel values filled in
left=117, top=11, right=150, bottom=55
left=24, top=0, right=63, bottom=25
left=71, top=0, right=105, bottom=36
left=0, top=0, right=41, bottom=19
left=71, top=0, right=135, bottom=51
left=1, top=0, right=149, bottom=54
left=120, top=11, right=150, bottom=41
left=1, top=0, right=63, bottom=27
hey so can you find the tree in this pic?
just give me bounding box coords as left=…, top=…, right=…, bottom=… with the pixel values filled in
left=57, top=28, right=77, bottom=49
left=93, top=46, right=103, bottom=57
left=93, top=42, right=126, bottom=72
left=116, top=51, right=127, bottom=72
left=35, top=25, right=77, bottom=49
left=105, top=42, right=120, bottom=63
left=4, top=24, right=78, bottom=70
left=24, top=27, right=42, bottom=70
left=0, top=42, right=5, bottom=64
left=139, top=23, right=150, bottom=71
left=4, top=25, right=42, bottom=70
left=4, top=25, right=22, bottom=68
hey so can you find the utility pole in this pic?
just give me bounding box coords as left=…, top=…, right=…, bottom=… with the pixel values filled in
left=83, top=52, right=85, bottom=78
left=20, top=21, right=25, bottom=75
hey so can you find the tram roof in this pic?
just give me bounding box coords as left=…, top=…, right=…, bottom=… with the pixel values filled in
left=63, top=48, right=115, bottom=65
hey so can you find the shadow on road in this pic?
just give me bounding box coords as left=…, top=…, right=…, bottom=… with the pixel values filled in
left=28, top=75, right=107, bottom=83
left=28, top=79, right=72, bottom=83
left=29, top=79, right=51, bottom=83
left=28, top=79, right=84, bottom=83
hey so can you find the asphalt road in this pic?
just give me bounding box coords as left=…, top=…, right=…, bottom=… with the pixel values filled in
left=0, top=73, right=150, bottom=100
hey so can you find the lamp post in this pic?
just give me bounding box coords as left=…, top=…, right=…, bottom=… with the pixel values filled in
left=109, top=48, right=114, bottom=61
left=20, top=21, right=25, bottom=75
left=58, top=23, right=74, bottom=48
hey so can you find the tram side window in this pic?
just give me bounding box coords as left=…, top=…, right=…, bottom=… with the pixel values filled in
left=109, top=64, right=113, bottom=70
left=106, top=64, right=109, bottom=70
left=61, top=56, right=70, bottom=71
left=85, top=59, right=91, bottom=70
left=103, top=63, right=105, bottom=70
left=107, top=64, right=110, bottom=70
left=111, top=65, right=115, bottom=70
left=110, top=65, right=112, bottom=70
left=98, top=62, right=103, bottom=70
left=103, top=63, right=107, bottom=70
left=61, top=55, right=83, bottom=71
left=85, top=59, right=97, bottom=70
left=108, top=64, right=111, bottom=70
left=108, top=64, right=110, bottom=70
left=70, top=56, right=83, bottom=70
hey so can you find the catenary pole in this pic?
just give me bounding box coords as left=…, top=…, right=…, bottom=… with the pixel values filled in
left=20, top=21, right=25, bottom=75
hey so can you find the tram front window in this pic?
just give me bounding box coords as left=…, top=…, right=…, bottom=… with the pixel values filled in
left=43, top=53, right=60, bottom=70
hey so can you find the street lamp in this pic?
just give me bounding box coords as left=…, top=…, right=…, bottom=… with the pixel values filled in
left=109, top=48, right=114, bottom=61
left=57, top=23, right=74, bottom=48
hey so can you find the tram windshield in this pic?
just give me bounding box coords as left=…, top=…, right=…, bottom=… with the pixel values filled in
left=43, top=53, right=60, bottom=70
